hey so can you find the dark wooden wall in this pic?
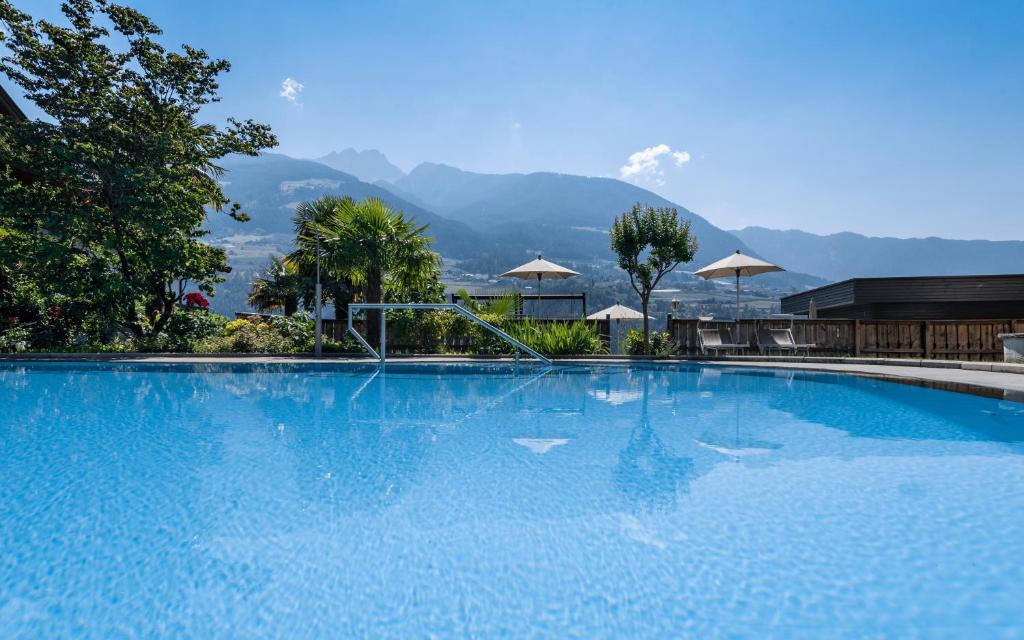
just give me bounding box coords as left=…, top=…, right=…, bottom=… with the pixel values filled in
left=783, top=275, right=1024, bottom=320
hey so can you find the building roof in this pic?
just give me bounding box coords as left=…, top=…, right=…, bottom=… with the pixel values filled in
left=0, top=83, right=27, bottom=121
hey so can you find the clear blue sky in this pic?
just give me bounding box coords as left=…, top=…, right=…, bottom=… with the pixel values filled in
left=8, top=1, right=1024, bottom=240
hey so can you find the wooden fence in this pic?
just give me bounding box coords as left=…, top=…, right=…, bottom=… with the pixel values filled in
left=668, top=318, right=1024, bottom=361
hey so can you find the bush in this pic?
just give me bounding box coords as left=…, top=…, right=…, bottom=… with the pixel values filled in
left=0, top=323, right=31, bottom=352
left=480, top=319, right=607, bottom=356
left=323, top=335, right=365, bottom=353
left=197, top=312, right=314, bottom=353
left=385, top=309, right=457, bottom=354
left=527, top=320, right=607, bottom=356
left=163, top=309, right=227, bottom=352
left=624, top=329, right=674, bottom=356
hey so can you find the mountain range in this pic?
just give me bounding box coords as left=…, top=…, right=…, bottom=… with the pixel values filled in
left=732, top=227, right=1024, bottom=282
left=205, top=149, right=1023, bottom=315
left=314, top=148, right=406, bottom=184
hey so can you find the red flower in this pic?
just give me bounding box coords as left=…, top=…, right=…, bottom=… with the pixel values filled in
left=46, top=305, right=62, bottom=319
left=6, top=316, right=18, bottom=325
left=184, top=292, right=210, bottom=309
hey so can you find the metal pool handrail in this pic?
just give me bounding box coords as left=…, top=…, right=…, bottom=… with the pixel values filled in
left=347, top=303, right=552, bottom=366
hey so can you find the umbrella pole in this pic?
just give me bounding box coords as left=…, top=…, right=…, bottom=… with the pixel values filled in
left=537, top=274, right=542, bottom=319
left=735, top=270, right=740, bottom=324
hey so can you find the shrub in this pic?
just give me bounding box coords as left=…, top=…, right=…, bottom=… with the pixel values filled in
left=323, top=335, right=365, bottom=353
left=197, top=312, right=313, bottom=353
left=624, top=329, right=674, bottom=356
left=163, top=309, right=227, bottom=352
left=499, top=319, right=607, bottom=356
left=531, top=320, right=607, bottom=356
left=224, top=318, right=250, bottom=334
left=0, top=323, right=31, bottom=352
left=384, top=309, right=457, bottom=354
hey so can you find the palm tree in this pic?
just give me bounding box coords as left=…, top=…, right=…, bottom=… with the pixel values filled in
left=289, top=196, right=441, bottom=345
left=247, top=256, right=306, bottom=315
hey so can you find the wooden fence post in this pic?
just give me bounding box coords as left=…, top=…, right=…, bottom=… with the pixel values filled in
left=924, top=322, right=933, bottom=359
left=854, top=320, right=862, bottom=357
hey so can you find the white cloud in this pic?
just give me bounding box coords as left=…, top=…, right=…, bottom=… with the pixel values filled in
left=619, top=144, right=691, bottom=184
left=279, top=77, right=304, bottom=103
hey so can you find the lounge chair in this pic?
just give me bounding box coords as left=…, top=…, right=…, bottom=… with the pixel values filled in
left=697, top=327, right=749, bottom=355
left=756, top=328, right=815, bottom=355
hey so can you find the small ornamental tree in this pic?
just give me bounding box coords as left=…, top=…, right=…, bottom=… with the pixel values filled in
left=0, top=1, right=276, bottom=338
left=610, top=203, right=698, bottom=354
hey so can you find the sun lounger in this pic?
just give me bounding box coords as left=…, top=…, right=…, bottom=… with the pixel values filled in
left=756, top=328, right=815, bottom=355
left=698, top=327, right=749, bottom=355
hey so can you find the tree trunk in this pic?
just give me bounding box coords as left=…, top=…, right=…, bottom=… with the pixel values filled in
left=284, top=297, right=298, bottom=316
left=364, top=270, right=384, bottom=347
left=641, top=296, right=650, bottom=355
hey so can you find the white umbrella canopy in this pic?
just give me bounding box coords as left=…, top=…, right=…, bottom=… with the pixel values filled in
left=586, top=303, right=652, bottom=321
left=501, top=254, right=580, bottom=280
left=693, top=250, right=784, bottom=321
left=587, top=303, right=653, bottom=354
left=501, top=254, right=580, bottom=318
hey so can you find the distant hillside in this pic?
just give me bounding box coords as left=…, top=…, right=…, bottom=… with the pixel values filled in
left=732, top=227, right=1024, bottom=281
left=212, top=153, right=487, bottom=259
left=315, top=148, right=405, bottom=183
left=394, top=162, right=824, bottom=289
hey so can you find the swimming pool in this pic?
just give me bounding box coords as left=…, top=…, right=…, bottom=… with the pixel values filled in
left=1, top=362, right=1022, bottom=637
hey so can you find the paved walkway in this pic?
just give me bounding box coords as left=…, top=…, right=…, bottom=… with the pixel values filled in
left=698, top=360, right=1024, bottom=399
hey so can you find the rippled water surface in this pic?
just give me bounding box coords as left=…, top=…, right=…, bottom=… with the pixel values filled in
left=2, top=362, right=1023, bottom=638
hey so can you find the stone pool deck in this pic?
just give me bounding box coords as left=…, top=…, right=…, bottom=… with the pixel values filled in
left=4, top=353, right=1024, bottom=400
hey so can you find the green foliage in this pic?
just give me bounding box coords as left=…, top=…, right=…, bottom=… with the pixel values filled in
left=162, top=309, right=227, bottom=352
left=624, top=329, right=674, bottom=356
left=457, top=289, right=521, bottom=317
left=385, top=309, right=458, bottom=354
left=446, top=317, right=606, bottom=356
left=610, top=203, right=698, bottom=354
left=0, top=322, right=30, bottom=352
left=289, top=195, right=443, bottom=345
left=0, top=1, right=276, bottom=340
left=247, top=256, right=309, bottom=315
left=290, top=196, right=442, bottom=302
left=508, top=320, right=608, bottom=356
left=196, top=312, right=313, bottom=353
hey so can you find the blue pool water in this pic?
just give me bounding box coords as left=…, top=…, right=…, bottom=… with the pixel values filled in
left=1, top=362, right=1023, bottom=638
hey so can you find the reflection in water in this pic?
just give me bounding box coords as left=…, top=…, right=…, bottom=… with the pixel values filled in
left=614, top=375, right=694, bottom=512
left=512, top=438, right=569, bottom=454
left=694, top=367, right=783, bottom=461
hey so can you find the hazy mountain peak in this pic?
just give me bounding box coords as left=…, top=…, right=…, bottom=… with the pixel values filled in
left=315, top=148, right=405, bottom=183
left=732, top=226, right=1024, bottom=281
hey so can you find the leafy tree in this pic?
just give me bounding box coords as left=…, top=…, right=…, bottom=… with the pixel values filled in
left=248, top=256, right=307, bottom=316
left=289, top=195, right=442, bottom=345
left=610, top=203, right=698, bottom=354
left=0, top=1, right=276, bottom=338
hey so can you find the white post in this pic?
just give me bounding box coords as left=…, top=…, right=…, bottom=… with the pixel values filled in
left=314, top=224, right=322, bottom=357
left=379, top=307, right=386, bottom=365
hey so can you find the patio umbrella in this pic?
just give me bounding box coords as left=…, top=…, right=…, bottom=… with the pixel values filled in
left=588, top=303, right=653, bottom=354
left=500, top=254, right=580, bottom=318
left=693, top=250, right=783, bottom=322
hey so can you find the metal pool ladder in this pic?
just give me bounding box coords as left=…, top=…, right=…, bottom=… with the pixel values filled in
left=347, top=303, right=552, bottom=366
